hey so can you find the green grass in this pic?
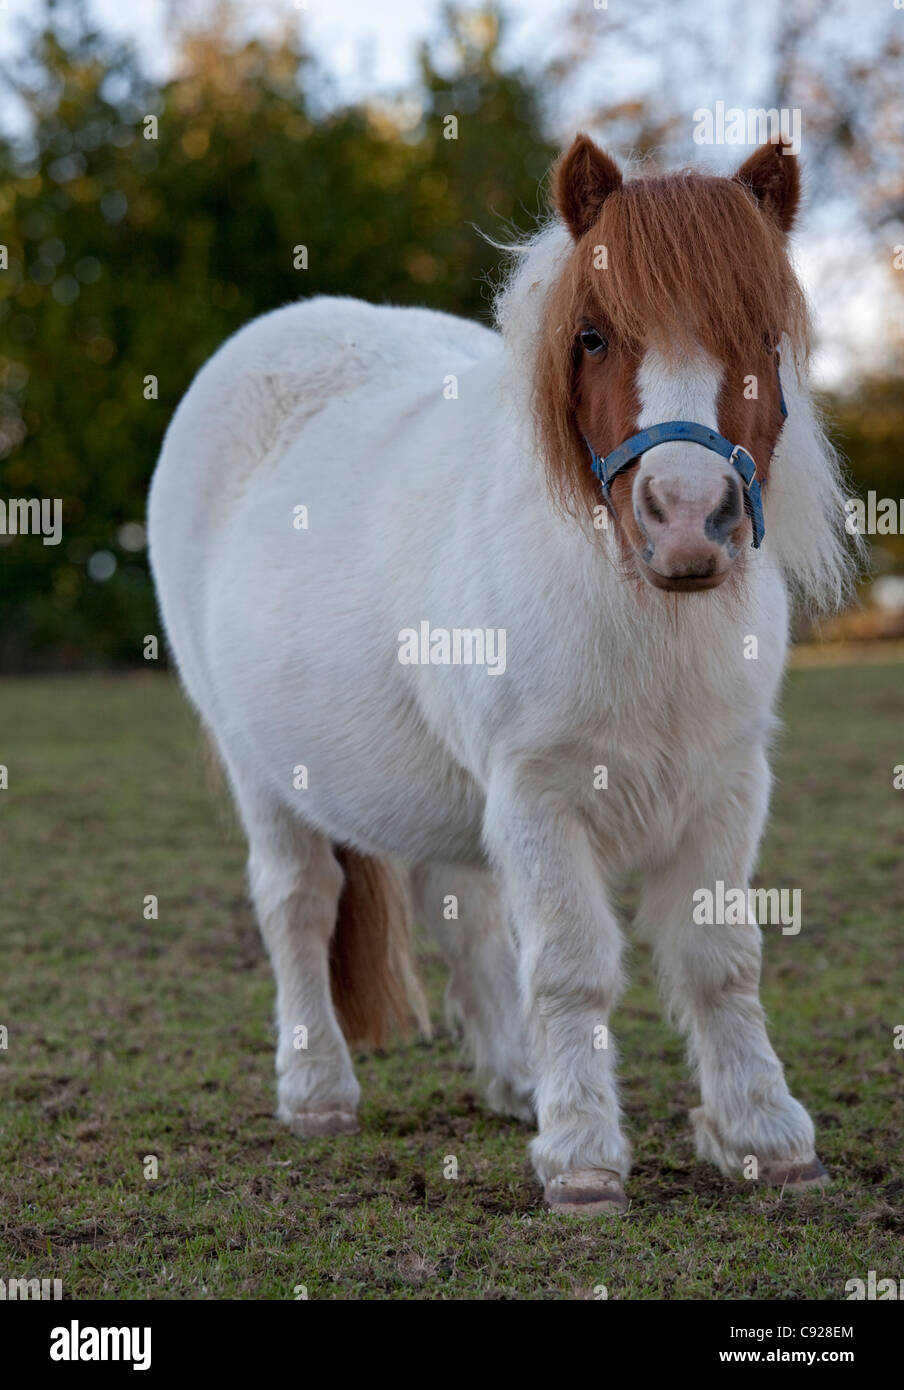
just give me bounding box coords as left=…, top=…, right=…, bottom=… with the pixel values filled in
left=1, top=665, right=902, bottom=1300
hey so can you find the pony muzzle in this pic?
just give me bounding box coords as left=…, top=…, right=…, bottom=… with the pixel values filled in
left=586, top=417, right=769, bottom=576
left=632, top=464, right=743, bottom=590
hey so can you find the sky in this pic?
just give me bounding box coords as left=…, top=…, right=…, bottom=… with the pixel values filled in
left=0, top=0, right=897, bottom=387
left=1, top=0, right=555, bottom=94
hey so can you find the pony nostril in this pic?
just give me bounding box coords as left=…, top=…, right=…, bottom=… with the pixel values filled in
left=705, top=474, right=743, bottom=544
left=640, top=475, right=668, bottom=526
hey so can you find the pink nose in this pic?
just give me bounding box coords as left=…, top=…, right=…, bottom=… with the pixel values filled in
left=634, top=471, right=743, bottom=582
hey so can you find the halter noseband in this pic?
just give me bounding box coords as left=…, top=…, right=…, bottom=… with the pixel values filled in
left=584, top=362, right=788, bottom=550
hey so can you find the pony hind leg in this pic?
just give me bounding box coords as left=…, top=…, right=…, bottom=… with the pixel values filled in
left=410, top=861, right=535, bottom=1123
left=223, top=755, right=361, bottom=1136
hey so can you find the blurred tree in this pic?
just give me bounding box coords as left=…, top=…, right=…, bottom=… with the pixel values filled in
left=1, top=0, right=899, bottom=668
left=557, top=0, right=904, bottom=233
left=0, top=0, right=162, bottom=666
left=822, top=377, right=904, bottom=568
left=0, top=0, right=555, bottom=667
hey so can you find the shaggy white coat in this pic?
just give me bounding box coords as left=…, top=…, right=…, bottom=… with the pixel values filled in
left=149, top=223, right=852, bottom=1184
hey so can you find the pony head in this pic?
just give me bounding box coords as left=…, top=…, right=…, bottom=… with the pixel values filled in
left=534, top=133, right=811, bottom=593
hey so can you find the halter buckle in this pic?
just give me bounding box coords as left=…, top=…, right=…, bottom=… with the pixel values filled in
left=730, top=444, right=758, bottom=489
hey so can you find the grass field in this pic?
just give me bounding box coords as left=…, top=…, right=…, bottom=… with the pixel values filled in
left=1, top=664, right=902, bottom=1301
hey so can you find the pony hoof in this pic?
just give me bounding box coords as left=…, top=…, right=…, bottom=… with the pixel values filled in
left=544, top=1168, right=628, bottom=1215
left=282, top=1109, right=359, bottom=1137
left=757, top=1156, right=830, bottom=1191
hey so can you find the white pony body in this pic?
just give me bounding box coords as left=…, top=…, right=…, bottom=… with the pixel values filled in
left=150, top=195, right=850, bottom=1206
left=151, top=240, right=798, bottom=869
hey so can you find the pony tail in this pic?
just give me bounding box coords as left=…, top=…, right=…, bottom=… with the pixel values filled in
left=329, top=847, right=430, bottom=1048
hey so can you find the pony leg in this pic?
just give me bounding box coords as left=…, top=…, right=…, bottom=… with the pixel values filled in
left=410, top=861, right=534, bottom=1122
left=635, top=760, right=827, bottom=1191
left=483, top=771, right=630, bottom=1214
left=223, top=755, right=360, bottom=1136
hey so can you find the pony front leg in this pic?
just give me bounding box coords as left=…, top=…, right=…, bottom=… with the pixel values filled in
left=636, top=758, right=828, bottom=1191
left=484, top=773, right=630, bottom=1214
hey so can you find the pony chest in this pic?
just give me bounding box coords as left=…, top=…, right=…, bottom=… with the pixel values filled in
left=555, top=679, right=762, bottom=859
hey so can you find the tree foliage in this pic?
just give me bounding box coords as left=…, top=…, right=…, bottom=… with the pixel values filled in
left=0, top=1, right=555, bottom=666
left=0, top=1, right=899, bottom=667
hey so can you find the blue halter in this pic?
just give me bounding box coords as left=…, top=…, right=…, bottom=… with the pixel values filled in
left=585, top=364, right=787, bottom=550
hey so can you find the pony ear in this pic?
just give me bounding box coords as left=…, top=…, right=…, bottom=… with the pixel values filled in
left=734, top=138, right=800, bottom=234
left=554, top=134, right=623, bottom=240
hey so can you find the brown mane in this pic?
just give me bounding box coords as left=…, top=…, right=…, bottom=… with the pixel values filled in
left=534, top=169, right=811, bottom=521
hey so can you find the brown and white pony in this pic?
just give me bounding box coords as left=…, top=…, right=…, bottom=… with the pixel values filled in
left=149, top=135, right=854, bottom=1212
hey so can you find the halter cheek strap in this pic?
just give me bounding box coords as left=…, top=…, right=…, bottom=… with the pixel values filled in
left=584, top=363, right=787, bottom=551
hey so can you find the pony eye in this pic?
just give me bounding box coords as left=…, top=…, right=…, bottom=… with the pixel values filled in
left=763, top=333, right=776, bottom=355
left=580, top=328, right=608, bottom=356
